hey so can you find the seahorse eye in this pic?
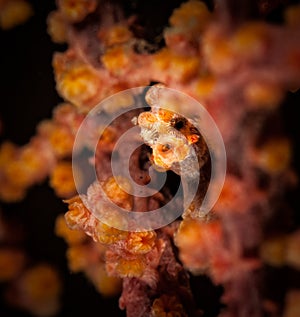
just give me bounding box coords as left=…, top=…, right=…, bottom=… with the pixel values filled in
left=174, top=120, right=184, bottom=130
left=161, top=144, right=171, bottom=152
left=171, top=117, right=187, bottom=130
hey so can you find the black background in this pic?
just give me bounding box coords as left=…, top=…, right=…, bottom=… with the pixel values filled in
left=0, top=1, right=125, bottom=316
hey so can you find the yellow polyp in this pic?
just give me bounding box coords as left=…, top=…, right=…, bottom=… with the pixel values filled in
left=67, top=245, right=89, bottom=272
left=64, top=196, right=89, bottom=229
left=285, top=5, right=300, bottom=27
left=56, top=64, right=101, bottom=108
left=102, top=46, right=130, bottom=75
left=0, top=0, right=33, bottom=30
left=216, top=187, right=234, bottom=211
left=58, top=0, right=97, bottom=23
left=254, top=138, right=292, bottom=174
left=55, top=214, right=86, bottom=245
left=0, top=142, right=17, bottom=167
left=231, top=22, right=268, bottom=59
left=244, top=81, right=283, bottom=109
left=153, top=48, right=171, bottom=70
left=175, top=218, right=222, bottom=272
left=203, top=32, right=235, bottom=74
left=36, top=120, right=53, bottom=139
left=20, top=146, right=45, bottom=173
left=99, top=24, right=133, bottom=47
left=47, top=11, right=67, bottom=44
left=102, top=176, right=133, bottom=211
left=116, top=257, right=146, bottom=278
left=260, top=236, right=287, bottom=267
left=286, top=231, right=300, bottom=270
left=195, top=75, right=216, bottom=98
left=93, top=270, right=121, bottom=297
left=169, top=0, right=211, bottom=34
left=173, top=54, right=201, bottom=83
left=0, top=181, right=26, bottom=202
left=0, top=248, right=26, bottom=281
left=175, top=218, right=203, bottom=248
left=20, top=264, right=62, bottom=302
left=95, top=222, right=128, bottom=245
left=5, top=161, right=29, bottom=187
left=53, top=102, right=76, bottom=121
left=154, top=48, right=201, bottom=83
left=151, top=295, right=187, bottom=317
left=50, top=161, right=76, bottom=198
left=85, top=264, right=121, bottom=297
left=4, top=145, right=46, bottom=188
left=283, top=290, right=300, bottom=317
left=49, top=125, right=74, bottom=157
left=126, top=231, right=156, bottom=254
left=99, top=126, right=117, bottom=145
left=101, top=91, right=134, bottom=113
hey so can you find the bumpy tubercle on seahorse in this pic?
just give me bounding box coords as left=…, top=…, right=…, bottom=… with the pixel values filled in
left=135, top=84, right=212, bottom=221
